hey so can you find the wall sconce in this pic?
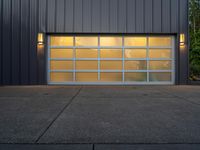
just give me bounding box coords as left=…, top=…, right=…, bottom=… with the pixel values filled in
left=180, top=33, right=185, bottom=46
left=38, top=33, right=44, bottom=45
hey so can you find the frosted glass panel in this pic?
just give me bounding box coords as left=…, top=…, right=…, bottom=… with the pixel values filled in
left=149, top=73, right=171, bottom=82
left=51, top=49, right=73, bottom=58
left=149, top=61, right=171, bottom=70
left=101, top=73, right=122, bottom=81
left=76, top=61, right=98, bottom=70
left=125, top=61, right=147, bottom=70
left=101, top=61, right=122, bottom=70
left=50, top=61, right=73, bottom=70
left=76, top=73, right=98, bottom=82
left=149, top=37, right=171, bottom=47
left=149, top=49, right=171, bottom=58
left=124, top=37, right=147, bottom=46
left=100, top=37, right=122, bottom=46
left=50, top=36, right=73, bottom=46
left=76, top=49, right=98, bottom=58
left=101, top=49, right=122, bottom=58
left=125, top=73, right=147, bottom=81
left=125, top=49, right=147, bottom=58
left=50, top=73, right=73, bottom=82
left=76, top=36, right=98, bottom=46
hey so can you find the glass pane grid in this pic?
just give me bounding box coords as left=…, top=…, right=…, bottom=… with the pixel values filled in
left=48, top=35, right=174, bottom=83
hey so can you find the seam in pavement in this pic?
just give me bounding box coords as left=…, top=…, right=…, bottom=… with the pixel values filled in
left=159, top=88, right=200, bottom=107
left=34, top=87, right=82, bottom=143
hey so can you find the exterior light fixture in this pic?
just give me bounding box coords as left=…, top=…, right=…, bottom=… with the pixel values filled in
left=180, top=33, right=185, bottom=46
left=38, top=33, right=44, bottom=45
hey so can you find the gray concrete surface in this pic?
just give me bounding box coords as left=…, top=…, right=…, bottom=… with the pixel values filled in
left=1, top=144, right=200, bottom=150
left=0, top=86, right=200, bottom=145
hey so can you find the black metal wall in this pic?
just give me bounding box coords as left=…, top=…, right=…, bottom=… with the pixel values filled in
left=0, top=0, right=188, bottom=85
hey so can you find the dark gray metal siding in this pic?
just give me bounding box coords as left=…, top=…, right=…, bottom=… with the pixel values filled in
left=0, top=0, right=189, bottom=85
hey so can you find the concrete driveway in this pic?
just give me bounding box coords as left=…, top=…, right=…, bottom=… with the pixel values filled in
left=0, top=86, right=200, bottom=149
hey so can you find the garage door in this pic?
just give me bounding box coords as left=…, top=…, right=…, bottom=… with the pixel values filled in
left=47, top=35, right=175, bottom=85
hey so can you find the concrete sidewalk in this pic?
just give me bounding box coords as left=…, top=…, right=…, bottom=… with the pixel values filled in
left=0, top=86, right=200, bottom=148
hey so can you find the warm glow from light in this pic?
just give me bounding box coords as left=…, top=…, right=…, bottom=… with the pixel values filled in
left=180, top=34, right=185, bottom=46
left=38, top=33, right=44, bottom=45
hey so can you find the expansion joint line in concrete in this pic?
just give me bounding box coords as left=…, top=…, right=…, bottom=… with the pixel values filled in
left=34, top=87, right=83, bottom=143
left=159, top=88, right=200, bottom=107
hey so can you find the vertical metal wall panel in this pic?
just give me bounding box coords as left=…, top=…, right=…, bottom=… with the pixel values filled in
left=179, top=0, right=189, bottom=84
left=20, top=0, right=30, bottom=84
left=162, top=0, right=170, bottom=32
left=74, top=0, right=83, bottom=32
left=127, top=0, right=136, bottom=33
left=171, top=0, right=178, bottom=33
left=92, top=0, right=100, bottom=32
left=153, top=0, right=162, bottom=33
left=29, top=0, right=38, bottom=84
left=47, top=0, right=56, bottom=32
left=11, top=0, right=20, bottom=84
left=136, top=0, right=144, bottom=33
left=2, top=0, right=11, bottom=84
left=101, top=0, right=109, bottom=32
left=64, top=0, right=74, bottom=32
left=109, top=0, right=118, bottom=32
left=38, top=0, right=46, bottom=32
left=0, top=0, right=2, bottom=84
left=56, top=0, right=65, bottom=32
left=118, top=0, right=126, bottom=33
left=83, top=0, right=91, bottom=32
left=145, top=0, right=153, bottom=33
left=0, top=0, right=189, bottom=85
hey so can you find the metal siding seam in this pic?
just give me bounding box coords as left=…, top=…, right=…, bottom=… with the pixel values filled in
left=0, top=0, right=2, bottom=84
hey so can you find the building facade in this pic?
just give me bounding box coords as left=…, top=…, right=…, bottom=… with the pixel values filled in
left=0, top=0, right=189, bottom=85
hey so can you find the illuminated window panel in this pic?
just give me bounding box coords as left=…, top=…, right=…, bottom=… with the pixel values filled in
left=100, top=37, right=122, bottom=46
left=50, top=72, right=73, bottom=82
left=101, top=61, right=122, bottom=70
left=101, top=73, right=122, bottom=82
left=50, top=49, right=73, bottom=58
left=149, top=49, right=171, bottom=59
left=76, top=73, right=98, bottom=82
left=149, top=72, right=171, bottom=82
left=124, top=37, right=147, bottom=46
left=125, top=73, right=147, bottom=82
left=76, top=49, right=98, bottom=58
left=125, top=49, right=147, bottom=58
left=149, top=37, right=171, bottom=47
left=76, top=61, right=98, bottom=70
left=50, top=36, right=73, bottom=46
left=100, top=49, right=122, bottom=58
left=76, top=36, right=98, bottom=46
left=50, top=61, right=73, bottom=70
left=149, top=61, right=171, bottom=70
left=125, top=61, right=147, bottom=70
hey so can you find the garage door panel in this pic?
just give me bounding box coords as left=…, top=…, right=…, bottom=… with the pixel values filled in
left=76, top=49, right=98, bottom=58
left=48, top=35, right=175, bottom=84
left=50, top=49, right=73, bottom=58
left=125, top=49, right=147, bottom=59
left=125, top=73, right=147, bottom=82
left=76, top=73, right=98, bottom=82
left=101, top=73, right=122, bottom=82
left=100, top=49, right=122, bottom=58
left=125, top=61, right=147, bottom=70
left=50, top=72, right=73, bottom=82
left=149, top=49, right=171, bottom=59
left=149, top=72, right=171, bottom=82
left=76, top=61, right=98, bottom=70
left=101, top=61, right=122, bottom=70
left=50, top=61, right=73, bottom=70
left=50, top=36, right=73, bottom=46
left=149, top=60, right=172, bottom=70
